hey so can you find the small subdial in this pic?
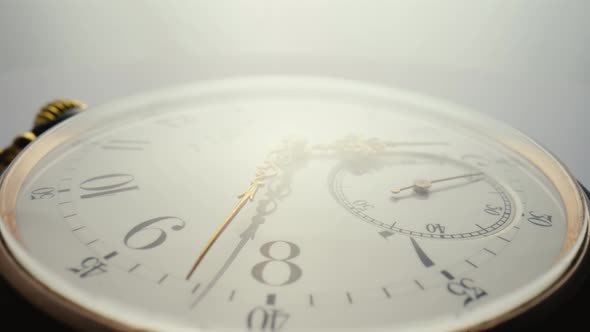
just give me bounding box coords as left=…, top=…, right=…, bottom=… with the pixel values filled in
left=330, top=153, right=515, bottom=239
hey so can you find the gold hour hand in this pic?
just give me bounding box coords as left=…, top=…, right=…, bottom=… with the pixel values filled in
left=391, top=172, right=484, bottom=194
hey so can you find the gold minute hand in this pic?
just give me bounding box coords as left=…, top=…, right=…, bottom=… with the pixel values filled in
left=186, top=162, right=279, bottom=280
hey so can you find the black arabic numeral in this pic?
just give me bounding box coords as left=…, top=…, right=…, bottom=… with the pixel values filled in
left=426, top=223, right=446, bottom=234
left=528, top=211, right=553, bottom=227
left=69, top=257, right=107, bottom=278
left=352, top=200, right=374, bottom=211
left=124, top=216, right=186, bottom=250
left=30, top=187, right=56, bottom=200
left=79, top=173, right=139, bottom=199
left=447, top=278, right=487, bottom=306
left=247, top=307, right=290, bottom=332
left=252, top=241, right=302, bottom=286
left=484, top=204, right=502, bottom=216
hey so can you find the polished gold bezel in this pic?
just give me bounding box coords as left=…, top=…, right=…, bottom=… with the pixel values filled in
left=0, top=229, right=138, bottom=331
left=0, top=79, right=588, bottom=331
left=464, top=136, right=590, bottom=331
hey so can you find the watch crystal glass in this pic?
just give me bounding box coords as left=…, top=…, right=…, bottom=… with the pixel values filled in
left=0, top=77, right=586, bottom=331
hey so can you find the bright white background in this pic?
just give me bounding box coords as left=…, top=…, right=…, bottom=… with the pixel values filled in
left=1, top=1, right=589, bottom=183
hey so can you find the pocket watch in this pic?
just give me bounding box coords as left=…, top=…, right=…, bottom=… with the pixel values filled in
left=0, top=77, right=588, bottom=331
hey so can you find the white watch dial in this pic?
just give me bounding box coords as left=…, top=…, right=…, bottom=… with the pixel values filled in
left=0, top=77, right=586, bottom=331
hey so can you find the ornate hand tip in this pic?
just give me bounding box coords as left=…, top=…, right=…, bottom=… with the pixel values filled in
left=239, top=184, right=259, bottom=201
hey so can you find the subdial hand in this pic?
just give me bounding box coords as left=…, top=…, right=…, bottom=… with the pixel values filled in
left=391, top=172, right=484, bottom=194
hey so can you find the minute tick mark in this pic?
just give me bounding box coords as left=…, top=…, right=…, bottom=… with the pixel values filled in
left=465, top=259, right=478, bottom=268
left=267, top=294, right=276, bottom=306
left=440, top=270, right=454, bottom=280
left=382, top=287, right=391, bottom=299
left=103, top=251, right=118, bottom=260
left=484, top=248, right=497, bottom=256
left=128, top=264, right=140, bottom=273
left=346, top=292, right=353, bottom=304
left=158, top=274, right=169, bottom=285
left=414, top=280, right=425, bottom=290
